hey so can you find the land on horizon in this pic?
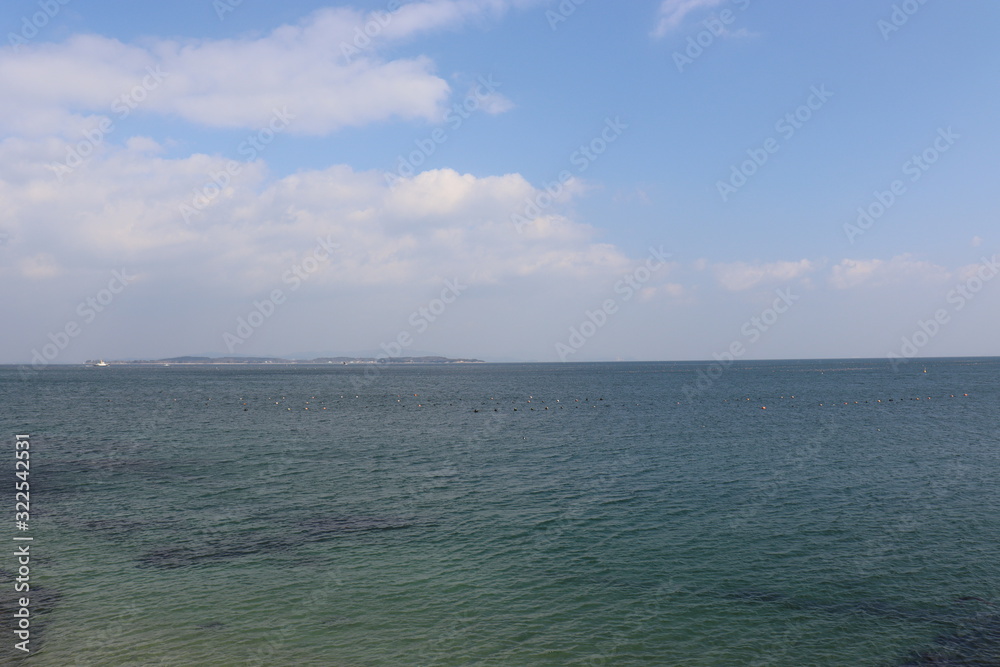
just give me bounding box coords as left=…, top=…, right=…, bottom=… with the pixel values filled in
left=63, top=355, right=999, bottom=367
left=82, top=355, right=485, bottom=365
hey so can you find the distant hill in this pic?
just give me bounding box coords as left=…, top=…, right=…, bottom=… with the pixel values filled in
left=93, top=356, right=484, bottom=365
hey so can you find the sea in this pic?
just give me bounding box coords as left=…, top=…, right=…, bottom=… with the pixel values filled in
left=0, top=358, right=998, bottom=666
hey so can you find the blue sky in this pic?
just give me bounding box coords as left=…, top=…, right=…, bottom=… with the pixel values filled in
left=1, top=0, right=998, bottom=363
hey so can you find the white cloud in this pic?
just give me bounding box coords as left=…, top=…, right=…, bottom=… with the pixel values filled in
left=652, top=0, right=726, bottom=37
left=477, top=91, right=515, bottom=115
left=955, top=257, right=999, bottom=283
left=380, top=0, right=537, bottom=39
left=828, top=255, right=950, bottom=289
left=0, top=138, right=635, bottom=293
left=639, top=282, right=685, bottom=301
left=0, top=2, right=539, bottom=137
left=712, top=259, right=816, bottom=291
left=18, top=253, right=60, bottom=279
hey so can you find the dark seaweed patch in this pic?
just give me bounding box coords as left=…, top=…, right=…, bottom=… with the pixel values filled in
left=196, top=620, right=225, bottom=630
left=896, top=602, right=1000, bottom=665
left=718, top=587, right=1000, bottom=665
left=136, top=516, right=423, bottom=569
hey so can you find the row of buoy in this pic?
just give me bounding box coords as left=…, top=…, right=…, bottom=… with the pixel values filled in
left=753, top=394, right=971, bottom=410
left=171, top=392, right=973, bottom=413
left=722, top=394, right=969, bottom=402
left=221, top=394, right=615, bottom=408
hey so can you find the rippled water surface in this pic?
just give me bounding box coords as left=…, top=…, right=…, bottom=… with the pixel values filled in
left=1, top=359, right=998, bottom=665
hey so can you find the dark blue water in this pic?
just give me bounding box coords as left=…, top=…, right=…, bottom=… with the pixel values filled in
left=1, top=359, right=998, bottom=665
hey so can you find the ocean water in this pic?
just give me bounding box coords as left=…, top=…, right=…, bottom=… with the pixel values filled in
left=1, top=358, right=998, bottom=666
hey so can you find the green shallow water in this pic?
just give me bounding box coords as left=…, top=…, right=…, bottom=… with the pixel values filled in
left=1, top=359, right=998, bottom=665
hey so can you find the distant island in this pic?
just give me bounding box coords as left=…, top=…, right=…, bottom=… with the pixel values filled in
left=86, top=356, right=484, bottom=365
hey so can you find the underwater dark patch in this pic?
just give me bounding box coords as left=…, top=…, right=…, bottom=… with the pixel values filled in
left=136, top=516, right=423, bottom=569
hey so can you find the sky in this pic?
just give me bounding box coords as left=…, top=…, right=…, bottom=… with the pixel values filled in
left=1, top=0, right=998, bottom=364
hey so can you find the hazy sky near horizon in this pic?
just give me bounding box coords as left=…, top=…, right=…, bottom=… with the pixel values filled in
left=1, top=0, right=998, bottom=363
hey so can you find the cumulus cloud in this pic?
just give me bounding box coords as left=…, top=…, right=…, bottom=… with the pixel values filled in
left=711, top=259, right=816, bottom=291
left=0, top=137, right=640, bottom=295
left=828, top=255, right=950, bottom=289
left=0, top=1, right=540, bottom=137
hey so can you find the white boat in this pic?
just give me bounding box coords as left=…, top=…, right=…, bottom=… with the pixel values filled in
left=92, top=360, right=109, bottom=367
